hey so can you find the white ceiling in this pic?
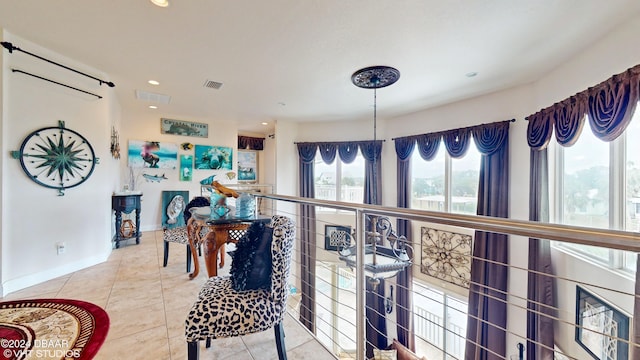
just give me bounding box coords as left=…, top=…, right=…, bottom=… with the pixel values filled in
left=1, top=1, right=639, bottom=134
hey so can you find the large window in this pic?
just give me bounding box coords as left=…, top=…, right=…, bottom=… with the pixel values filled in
left=413, top=281, right=467, bottom=360
left=555, top=109, right=640, bottom=271
left=314, top=149, right=365, bottom=206
left=411, top=138, right=481, bottom=214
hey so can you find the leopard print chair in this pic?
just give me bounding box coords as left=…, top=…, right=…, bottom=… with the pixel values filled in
left=185, top=215, right=295, bottom=360
left=162, top=196, right=210, bottom=272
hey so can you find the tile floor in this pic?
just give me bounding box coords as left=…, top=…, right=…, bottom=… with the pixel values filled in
left=1, top=230, right=337, bottom=360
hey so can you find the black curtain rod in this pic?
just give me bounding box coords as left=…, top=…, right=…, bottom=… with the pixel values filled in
left=2, top=41, right=115, bottom=87
left=12, top=69, right=102, bottom=99
left=391, top=118, right=516, bottom=141
left=293, top=139, right=386, bottom=144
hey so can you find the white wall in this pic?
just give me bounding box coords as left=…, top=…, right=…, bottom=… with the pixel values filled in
left=1, top=32, right=119, bottom=295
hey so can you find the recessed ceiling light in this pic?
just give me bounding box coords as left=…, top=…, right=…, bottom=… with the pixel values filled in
left=148, top=80, right=160, bottom=85
left=150, top=0, right=169, bottom=7
left=149, top=105, right=158, bottom=109
left=466, top=72, right=478, bottom=78
left=261, top=122, right=268, bottom=126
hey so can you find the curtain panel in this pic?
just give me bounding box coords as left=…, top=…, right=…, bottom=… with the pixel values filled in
left=297, top=143, right=318, bottom=332
left=394, top=136, right=416, bottom=351
left=237, top=135, right=265, bottom=150
left=465, top=121, right=510, bottom=360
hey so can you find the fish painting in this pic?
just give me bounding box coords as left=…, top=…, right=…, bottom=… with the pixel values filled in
left=225, top=172, right=236, bottom=180
left=166, top=195, right=185, bottom=224
left=199, top=174, right=216, bottom=185
left=142, top=173, right=168, bottom=182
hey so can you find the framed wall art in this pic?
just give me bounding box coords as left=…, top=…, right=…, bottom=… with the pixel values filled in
left=161, top=118, right=208, bottom=138
left=179, top=155, right=193, bottom=181
left=162, top=190, right=188, bottom=229
left=238, top=150, right=258, bottom=182
left=575, top=286, right=629, bottom=360
left=324, top=225, right=351, bottom=251
left=194, top=145, right=233, bottom=170
left=127, top=140, right=178, bottom=169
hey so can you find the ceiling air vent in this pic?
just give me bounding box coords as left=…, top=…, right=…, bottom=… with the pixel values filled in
left=203, top=80, right=223, bottom=89
left=135, top=90, right=171, bottom=104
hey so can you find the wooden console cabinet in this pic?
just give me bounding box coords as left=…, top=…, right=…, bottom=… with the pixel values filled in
left=112, top=193, right=142, bottom=248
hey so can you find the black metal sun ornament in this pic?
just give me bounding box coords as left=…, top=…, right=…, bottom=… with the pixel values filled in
left=12, top=120, right=98, bottom=196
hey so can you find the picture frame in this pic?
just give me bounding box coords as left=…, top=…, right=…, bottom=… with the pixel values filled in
left=194, top=145, right=233, bottom=170
left=127, top=140, right=178, bottom=169
left=238, top=150, right=258, bottom=182
left=161, top=118, right=208, bottom=138
left=575, top=286, right=629, bottom=360
left=161, top=190, right=189, bottom=229
left=324, top=225, right=351, bottom=251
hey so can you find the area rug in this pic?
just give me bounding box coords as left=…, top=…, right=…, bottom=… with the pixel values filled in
left=0, top=299, right=109, bottom=360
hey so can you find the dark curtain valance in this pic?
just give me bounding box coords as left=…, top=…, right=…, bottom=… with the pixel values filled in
left=526, top=64, right=640, bottom=149
left=295, top=140, right=382, bottom=164
left=238, top=135, right=265, bottom=150
left=393, top=120, right=513, bottom=159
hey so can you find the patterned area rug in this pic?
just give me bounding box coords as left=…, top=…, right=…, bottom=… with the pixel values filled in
left=0, top=299, right=109, bottom=360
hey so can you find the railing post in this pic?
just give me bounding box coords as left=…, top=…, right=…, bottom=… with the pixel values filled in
left=355, top=209, right=366, bottom=360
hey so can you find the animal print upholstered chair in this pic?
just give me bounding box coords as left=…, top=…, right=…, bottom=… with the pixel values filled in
left=185, top=215, right=295, bottom=360
left=162, top=196, right=210, bottom=272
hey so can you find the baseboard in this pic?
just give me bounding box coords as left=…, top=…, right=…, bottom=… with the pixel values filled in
left=1, top=251, right=111, bottom=296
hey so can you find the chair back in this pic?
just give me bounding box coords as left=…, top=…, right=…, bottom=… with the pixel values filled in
left=268, top=215, right=296, bottom=305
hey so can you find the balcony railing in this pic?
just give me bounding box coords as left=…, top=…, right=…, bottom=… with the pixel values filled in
left=246, top=192, right=640, bottom=360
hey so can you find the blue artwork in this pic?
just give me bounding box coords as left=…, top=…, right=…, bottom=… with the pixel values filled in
left=194, top=145, right=232, bottom=170
left=128, top=140, right=178, bottom=169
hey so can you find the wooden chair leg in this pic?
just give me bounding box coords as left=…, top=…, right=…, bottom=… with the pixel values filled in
left=185, top=244, right=192, bottom=273
left=205, top=337, right=211, bottom=348
left=274, top=321, right=287, bottom=360
left=187, top=341, right=199, bottom=360
left=163, top=241, right=169, bottom=267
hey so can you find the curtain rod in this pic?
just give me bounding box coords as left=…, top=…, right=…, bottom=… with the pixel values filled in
left=12, top=69, right=102, bottom=99
left=2, top=41, right=115, bottom=87
left=293, top=139, right=385, bottom=144
left=391, top=118, right=516, bottom=141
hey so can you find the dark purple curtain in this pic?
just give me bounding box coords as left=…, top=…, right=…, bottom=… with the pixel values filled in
left=297, top=143, right=318, bottom=332
left=360, top=139, right=386, bottom=358
left=394, top=136, right=416, bottom=351
left=416, top=133, right=442, bottom=160
left=443, top=127, right=471, bottom=159
left=338, top=142, right=360, bottom=163
left=318, top=143, right=337, bottom=164
left=465, top=121, right=510, bottom=360
left=527, top=148, right=555, bottom=360
left=525, top=64, right=640, bottom=358
left=360, top=140, right=383, bottom=206
left=237, top=135, right=265, bottom=150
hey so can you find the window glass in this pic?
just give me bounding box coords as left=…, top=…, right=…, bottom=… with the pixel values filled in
left=450, top=139, right=480, bottom=215
left=315, top=154, right=337, bottom=201
left=341, top=156, right=364, bottom=204
left=413, top=281, right=468, bottom=360
left=314, top=149, right=365, bottom=206
left=559, top=126, right=610, bottom=262
left=411, top=146, right=445, bottom=211
left=624, top=115, right=640, bottom=270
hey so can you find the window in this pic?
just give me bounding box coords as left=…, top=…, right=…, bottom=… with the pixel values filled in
left=314, top=149, right=365, bottom=206
left=555, top=108, right=640, bottom=271
left=413, top=281, right=467, bottom=360
left=315, top=262, right=357, bottom=354
left=411, top=138, right=481, bottom=214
